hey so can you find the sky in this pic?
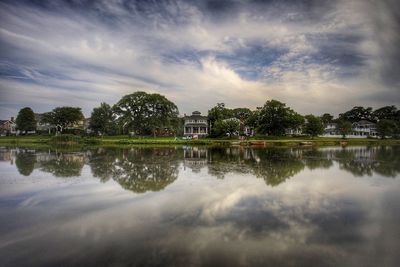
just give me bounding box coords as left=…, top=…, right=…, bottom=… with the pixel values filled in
left=0, top=0, right=399, bottom=118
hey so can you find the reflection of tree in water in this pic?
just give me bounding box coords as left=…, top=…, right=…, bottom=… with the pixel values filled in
left=88, top=148, right=120, bottom=182
left=40, top=153, right=85, bottom=177
left=88, top=147, right=180, bottom=193
left=206, top=147, right=305, bottom=186
left=301, top=149, right=333, bottom=170
left=252, top=148, right=305, bottom=186
left=207, top=147, right=254, bottom=179
left=334, top=146, right=400, bottom=178
left=15, top=150, right=36, bottom=176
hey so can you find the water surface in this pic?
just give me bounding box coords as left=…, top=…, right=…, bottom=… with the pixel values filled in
left=0, top=145, right=399, bottom=267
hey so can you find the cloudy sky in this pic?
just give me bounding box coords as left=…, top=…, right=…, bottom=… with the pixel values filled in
left=0, top=0, right=399, bottom=118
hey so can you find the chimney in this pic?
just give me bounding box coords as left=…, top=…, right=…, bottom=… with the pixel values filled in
left=11, top=117, right=14, bottom=122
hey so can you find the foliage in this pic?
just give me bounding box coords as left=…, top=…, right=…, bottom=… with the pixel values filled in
left=304, top=115, right=324, bottom=137
left=113, top=91, right=179, bottom=136
left=16, top=107, right=36, bottom=133
left=256, top=99, right=303, bottom=136
left=89, top=102, right=118, bottom=135
left=208, top=104, right=254, bottom=136
left=320, top=113, right=334, bottom=125
left=336, top=120, right=353, bottom=138
left=339, top=106, right=374, bottom=123
left=211, top=118, right=240, bottom=137
left=377, top=119, right=397, bottom=139
left=42, top=107, right=84, bottom=132
left=50, top=134, right=82, bottom=143
left=15, top=151, right=36, bottom=176
left=373, top=105, right=398, bottom=121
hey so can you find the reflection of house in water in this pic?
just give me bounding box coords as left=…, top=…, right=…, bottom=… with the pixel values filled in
left=183, top=147, right=208, bottom=172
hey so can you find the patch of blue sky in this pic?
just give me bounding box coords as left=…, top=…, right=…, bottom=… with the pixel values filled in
left=216, top=44, right=288, bottom=80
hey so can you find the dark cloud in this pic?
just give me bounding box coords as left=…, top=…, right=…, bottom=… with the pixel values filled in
left=0, top=0, right=399, bottom=118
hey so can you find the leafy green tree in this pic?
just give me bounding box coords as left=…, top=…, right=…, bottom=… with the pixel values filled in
left=208, top=103, right=232, bottom=135
left=376, top=119, right=397, bottom=139
left=42, top=107, right=84, bottom=133
left=222, top=118, right=240, bottom=136
left=15, top=151, right=36, bottom=176
left=89, top=102, right=117, bottom=135
left=256, top=99, right=302, bottom=136
left=339, top=106, right=374, bottom=123
left=373, top=105, right=397, bottom=121
left=16, top=107, right=36, bottom=134
left=320, top=113, right=334, bottom=126
left=114, top=91, right=179, bottom=136
left=337, top=120, right=353, bottom=138
left=304, top=115, right=324, bottom=138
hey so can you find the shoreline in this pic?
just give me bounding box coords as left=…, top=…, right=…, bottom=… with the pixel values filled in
left=0, top=136, right=399, bottom=147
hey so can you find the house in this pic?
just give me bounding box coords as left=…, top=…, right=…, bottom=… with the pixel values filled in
left=322, top=120, right=378, bottom=138
left=0, top=117, right=16, bottom=136
left=83, top=118, right=91, bottom=133
left=35, top=113, right=53, bottom=133
left=183, top=111, right=209, bottom=137
left=322, top=122, right=338, bottom=136
left=351, top=120, right=378, bottom=137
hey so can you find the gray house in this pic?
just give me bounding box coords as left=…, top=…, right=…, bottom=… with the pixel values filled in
left=183, top=111, right=209, bottom=137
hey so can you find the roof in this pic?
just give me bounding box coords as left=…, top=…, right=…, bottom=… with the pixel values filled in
left=184, top=111, right=208, bottom=120
left=354, top=120, right=376, bottom=125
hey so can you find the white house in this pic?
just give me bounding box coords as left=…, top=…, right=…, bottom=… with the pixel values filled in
left=322, top=120, right=378, bottom=138
left=183, top=111, right=209, bottom=137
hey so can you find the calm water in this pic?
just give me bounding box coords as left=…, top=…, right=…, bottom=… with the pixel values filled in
left=0, top=145, right=399, bottom=267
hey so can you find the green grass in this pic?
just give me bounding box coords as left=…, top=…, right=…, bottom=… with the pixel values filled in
left=0, top=134, right=399, bottom=147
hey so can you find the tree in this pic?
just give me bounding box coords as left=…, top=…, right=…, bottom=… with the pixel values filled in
left=256, top=100, right=302, bottom=136
left=16, top=107, right=36, bottom=134
left=89, top=102, right=117, bottom=135
left=373, top=106, right=398, bottom=121
left=15, top=151, right=36, bottom=176
left=320, top=113, right=334, bottom=126
left=337, top=120, right=352, bottom=138
left=222, top=118, right=240, bottom=136
left=304, top=115, right=324, bottom=138
left=113, top=91, right=179, bottom=136
left=42, top=107, right=84, bottom=133
left=339, top=106, right=373, bottom=123
left=376, top=119, right=397, bottom=139
left=208, top=103, right=232, bottom=134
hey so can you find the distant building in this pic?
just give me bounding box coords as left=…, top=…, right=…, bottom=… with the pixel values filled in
left=322, top=120, right=378, bottom=138
left=83, top=118, right=91, bottom=133
left=183, top=111, right=209, bottom=137
left=34, top=113, right=53, bottom=133
left=0, top=117, right=16, bottom=136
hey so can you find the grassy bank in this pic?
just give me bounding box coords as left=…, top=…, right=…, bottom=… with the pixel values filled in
left=1, top=135, right=399, bottom=147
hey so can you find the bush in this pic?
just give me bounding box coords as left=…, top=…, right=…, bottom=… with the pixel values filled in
left=50, top=134, right=82, bottom=143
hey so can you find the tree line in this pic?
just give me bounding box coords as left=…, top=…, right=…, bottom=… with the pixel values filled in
left=14, top=91, right=400, bottom=138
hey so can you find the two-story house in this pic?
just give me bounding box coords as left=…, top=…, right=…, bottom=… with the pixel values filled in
left=183, top=111, right=209, bottom=137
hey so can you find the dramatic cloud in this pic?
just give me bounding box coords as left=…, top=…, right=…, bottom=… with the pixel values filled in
left=0, top=0, right=399, bottom=118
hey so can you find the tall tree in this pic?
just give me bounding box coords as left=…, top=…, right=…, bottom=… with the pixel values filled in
left=304, top=115, right=324, bottom=138
left=208, top=103, right=232, bottom=129
left=320, top=113, right=334, bottom=125
left=42, top=107, right=84, bottom=133
left=89, top=102, right=117, bottom=135
left=256, top=100, right=302, bottom=136
left=376, top=119, right=397, bottom=139
left=337, top=120, right=353, bottom=138
left=339, top=106, right=373, bottom=123
left=373, top=106, right=398, bottom=121
left=16, top=107, right=36, bottom=134
left=114, top=91, right=179, bottom=136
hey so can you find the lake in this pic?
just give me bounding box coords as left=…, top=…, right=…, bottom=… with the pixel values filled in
left=0, top=145, right=399, bottom=267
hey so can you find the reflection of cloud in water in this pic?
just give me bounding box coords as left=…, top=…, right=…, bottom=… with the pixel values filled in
left=0, top=146, right=399, bottom=266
